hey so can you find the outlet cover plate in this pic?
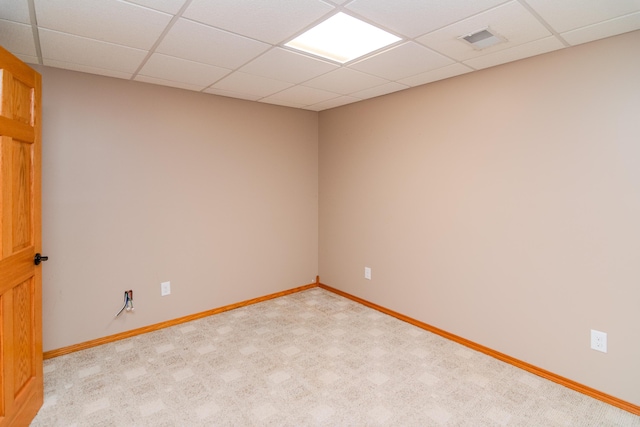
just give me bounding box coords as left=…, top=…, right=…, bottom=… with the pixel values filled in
left=364, top=267, right=371, bottom=280
left=161, top=281, right=171, bottom=296
left=590, top=329, right=607, bottom=353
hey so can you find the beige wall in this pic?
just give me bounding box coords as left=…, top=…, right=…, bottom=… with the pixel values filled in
left=36, top=30, right=639, bottom=406
left=38, top=67, right=319, bottom=352
left=319, top=31, right=640, bottom=405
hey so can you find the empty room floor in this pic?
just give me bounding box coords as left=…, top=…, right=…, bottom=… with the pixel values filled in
left=31, top=288, right=639, bottom=426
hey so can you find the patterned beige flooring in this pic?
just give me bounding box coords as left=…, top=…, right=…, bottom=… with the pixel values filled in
left=32, top=288, right=639, bottom=426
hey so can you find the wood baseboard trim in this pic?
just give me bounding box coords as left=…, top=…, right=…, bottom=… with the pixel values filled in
left=43, top=283, right=319, bottom=360
left=43, top=279, right=638, bottom=415
left=318, top=283, right=640, bottom=416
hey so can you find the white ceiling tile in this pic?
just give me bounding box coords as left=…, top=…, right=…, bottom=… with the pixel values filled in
left=124, top=0, right=187, bottom=14
left=183, top=0, right=335, bottom=44
left=0, top=19, right=37, bottom=57
left=350, top=81, right=409, bottom=99
left=0, top=0, right=31, bottom=24
left=5, top=0, right=633, bottom=109
left=260, top=98, right=308, bottom=109
left=265, top=85, right=340, bottom=106
left=349, top=42, right=454, bottom=81
left=211, top=71, right=293, bottom=98
left=346, top=0, right=506, bottom=38
left=417, top=2, right=551, bottom=62
left=42, top=58, right=133, bottom=80
left=525, top=0, right=640, bottom=33
left=138, top=53, right=231, bottom=87
left=35, top=0, right=172, bottom=50
left=39, top=29, right=147, bottom=74
left=135, top=75, right=206, bottom=92
left=302, top=68, right=389, bottom=95
left=239, top=48, right=338, bottom=84
left=306, top=96, right=361, bottom=111
left=561, top=12, right=640, bottom=46
left=156, top=18, right=270, bottom=69
left=398, top=63, right=473, bottom=87
left=463, top=36, right=565, bottom=70
left=16, top=54, right=39, bottom=65
left=204, top=87, right=263, bottom=102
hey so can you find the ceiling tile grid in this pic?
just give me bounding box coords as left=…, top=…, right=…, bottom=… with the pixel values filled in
left=154, top=18, right=271, bottom=70
left=34, top=0, right=173, bottom=50
left=523, top=0, right=640, bottom=33
left=398, top=63, right=474, bottom=87
left=302, top=68, right=389, bottom=95
left=210, top=71, right=294, bottom=98
left=39, top=29, right=149, bottom=74
left=561, top=11, right=640, bottom=46
left=0, top=19, right=37, bottom=58
left=350, top=82, right=410, bottom=100
left=125, top=0, right=187, bottom=15
left=349, top=41, right=455, bottom=81
left=344, top=0, right=508, bottom=38
left=136, top=53, right=232, bottom=88
left=462, top=35, right=565, bottom=69
left=204, top=87, right=263, bottom=102
left=182, top=0, right=335, bottom=45
left=264, top=84, right=341, bottom=106
left=136, top=74, right=210, bottom=92
left=415, top=2, right=553, bottom=62
left=0, top=0, right=638, bottom=110
left=237, top=47, right=339, bottom=84
left=0, top=0, right=31, bottom=24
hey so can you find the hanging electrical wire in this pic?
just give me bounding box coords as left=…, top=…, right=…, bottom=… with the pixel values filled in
left=115, top=290, right=134, bottom=317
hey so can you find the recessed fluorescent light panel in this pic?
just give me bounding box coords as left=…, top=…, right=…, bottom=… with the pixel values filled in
left=285, top=12, right=401, bottom=63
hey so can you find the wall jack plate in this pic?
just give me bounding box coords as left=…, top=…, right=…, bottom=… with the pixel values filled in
left=590, top=329, right=607, bottom=353
left=161, top=281, right=171, bottom=296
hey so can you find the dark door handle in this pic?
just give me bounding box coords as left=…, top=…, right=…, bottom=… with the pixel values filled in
left=34, top=253, right=49, bottom=265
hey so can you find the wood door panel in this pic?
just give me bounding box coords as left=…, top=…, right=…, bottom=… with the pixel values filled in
left=0, top=69, right=35, bottom=125
left=9, top=79, right=33, bottom=126
left=0, top=136, right=10, bottom=259
left=11, top=139, right=33, bottom=253
left=0, top=249, right=34, bottom=295
left=12, top=278, right=34, bottom=397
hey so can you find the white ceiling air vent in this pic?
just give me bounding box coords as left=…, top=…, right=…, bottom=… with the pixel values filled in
left=459, top=27, right=506, bottom=50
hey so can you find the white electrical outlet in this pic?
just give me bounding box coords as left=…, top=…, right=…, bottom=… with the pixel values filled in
left=364, top=267, right=371, bottom=280
left=590, top=329, right=607, bottom=353
left=161, top=281, right=171, bottom=296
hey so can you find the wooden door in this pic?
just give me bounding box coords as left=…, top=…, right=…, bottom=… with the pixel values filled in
left=0, top=46, right=44, bottom=426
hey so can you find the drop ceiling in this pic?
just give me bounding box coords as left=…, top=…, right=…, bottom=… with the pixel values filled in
left=1, top=0, right=639, bottom=111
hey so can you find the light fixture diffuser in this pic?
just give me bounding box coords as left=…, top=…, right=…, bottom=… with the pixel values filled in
left=285, top=12, right=401, bottom=63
